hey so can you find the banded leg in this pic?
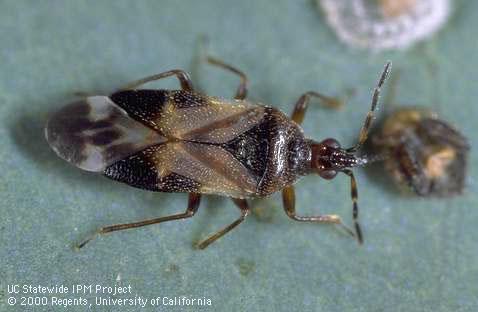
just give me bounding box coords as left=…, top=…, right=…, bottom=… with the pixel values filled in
left=282, top=186, right=358, bottom=240
left=76, top=193, right=201, bottom=249
left=347, top=61, right=392, bottom=152
left=291, top=91, right=343, bottom=125
left=197, top=198, right=250, bottom=249
left=342, top=170, right=363, bottom=244
left=205, top=56, right=248, bottom=100
left=117, top=69, right=194, bottom=92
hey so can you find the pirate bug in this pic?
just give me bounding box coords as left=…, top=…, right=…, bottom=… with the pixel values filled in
left=45, top=57, right=391, bottom=249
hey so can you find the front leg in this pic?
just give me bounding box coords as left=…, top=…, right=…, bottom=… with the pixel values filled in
left=342, top=170, right=363, bottom=244
left=282, top=186, right=358, bottom=241
left=291, top=91, right=343, bottom=125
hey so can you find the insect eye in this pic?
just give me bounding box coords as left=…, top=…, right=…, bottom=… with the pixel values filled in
left=319, top=169, right=338, bottom=180
left=321, top=138, right=341, bottom=149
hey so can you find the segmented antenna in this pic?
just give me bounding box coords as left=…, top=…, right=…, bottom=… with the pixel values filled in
left=347, top=61, right=392, bottom=153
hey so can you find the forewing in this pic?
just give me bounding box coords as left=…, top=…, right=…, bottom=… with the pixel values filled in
left=110, top=90, right=266, bottom=144
left=160, top=95, right=266, bottom=143
left=104, top=142, right=259, bottom=197
left=45, top=96, right=166, bottom=172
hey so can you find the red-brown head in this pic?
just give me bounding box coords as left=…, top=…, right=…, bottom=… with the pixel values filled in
left=310, top=138, right=368, bottom=179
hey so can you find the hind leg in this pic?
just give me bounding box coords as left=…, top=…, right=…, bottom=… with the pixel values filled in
left=76, top=193, right=201, bottom=249
left=117, top=69, right=194, bottom=91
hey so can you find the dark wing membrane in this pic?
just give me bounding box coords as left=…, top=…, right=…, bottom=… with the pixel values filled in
left=104, top=142, right=259, bottom=198
left=45, top=96, right=166, bottom=172
left=110, top=90, right=266, bottom=143
left=419, top=118, right=470, bottom=150
left=109, top=89, right=171, bottom=131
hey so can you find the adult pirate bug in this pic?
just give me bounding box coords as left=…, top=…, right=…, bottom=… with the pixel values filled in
left=45, top=57, right=391, bottom=249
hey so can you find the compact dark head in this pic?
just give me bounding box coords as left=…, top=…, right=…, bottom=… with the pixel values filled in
left=311, top=138, right=368, bottom=179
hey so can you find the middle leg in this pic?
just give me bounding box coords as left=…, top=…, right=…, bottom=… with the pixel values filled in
left=205, top=56, right=249, bottom=100
left=196, top=198, right=250, bottom=249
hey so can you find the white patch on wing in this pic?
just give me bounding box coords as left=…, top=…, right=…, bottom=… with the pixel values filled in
left=87, top=96, right=117, bottom=121
left=80, top=145, right=105, bottom=172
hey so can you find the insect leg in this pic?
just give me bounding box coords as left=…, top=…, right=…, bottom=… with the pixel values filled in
left=282, top=186, right=359, bottom=241
left=205, top=56, right=248, bottom=100
left=196, top=198, right=250, bottom=249
left=116, top=69, right=194, bottom=92
left=76, top=193, right=201, bottom=249
left=291, top=91, right=343, bottom=125
left=341, top=170, right=363, bottom=244
left=347, top=61, right=392, bottom=152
